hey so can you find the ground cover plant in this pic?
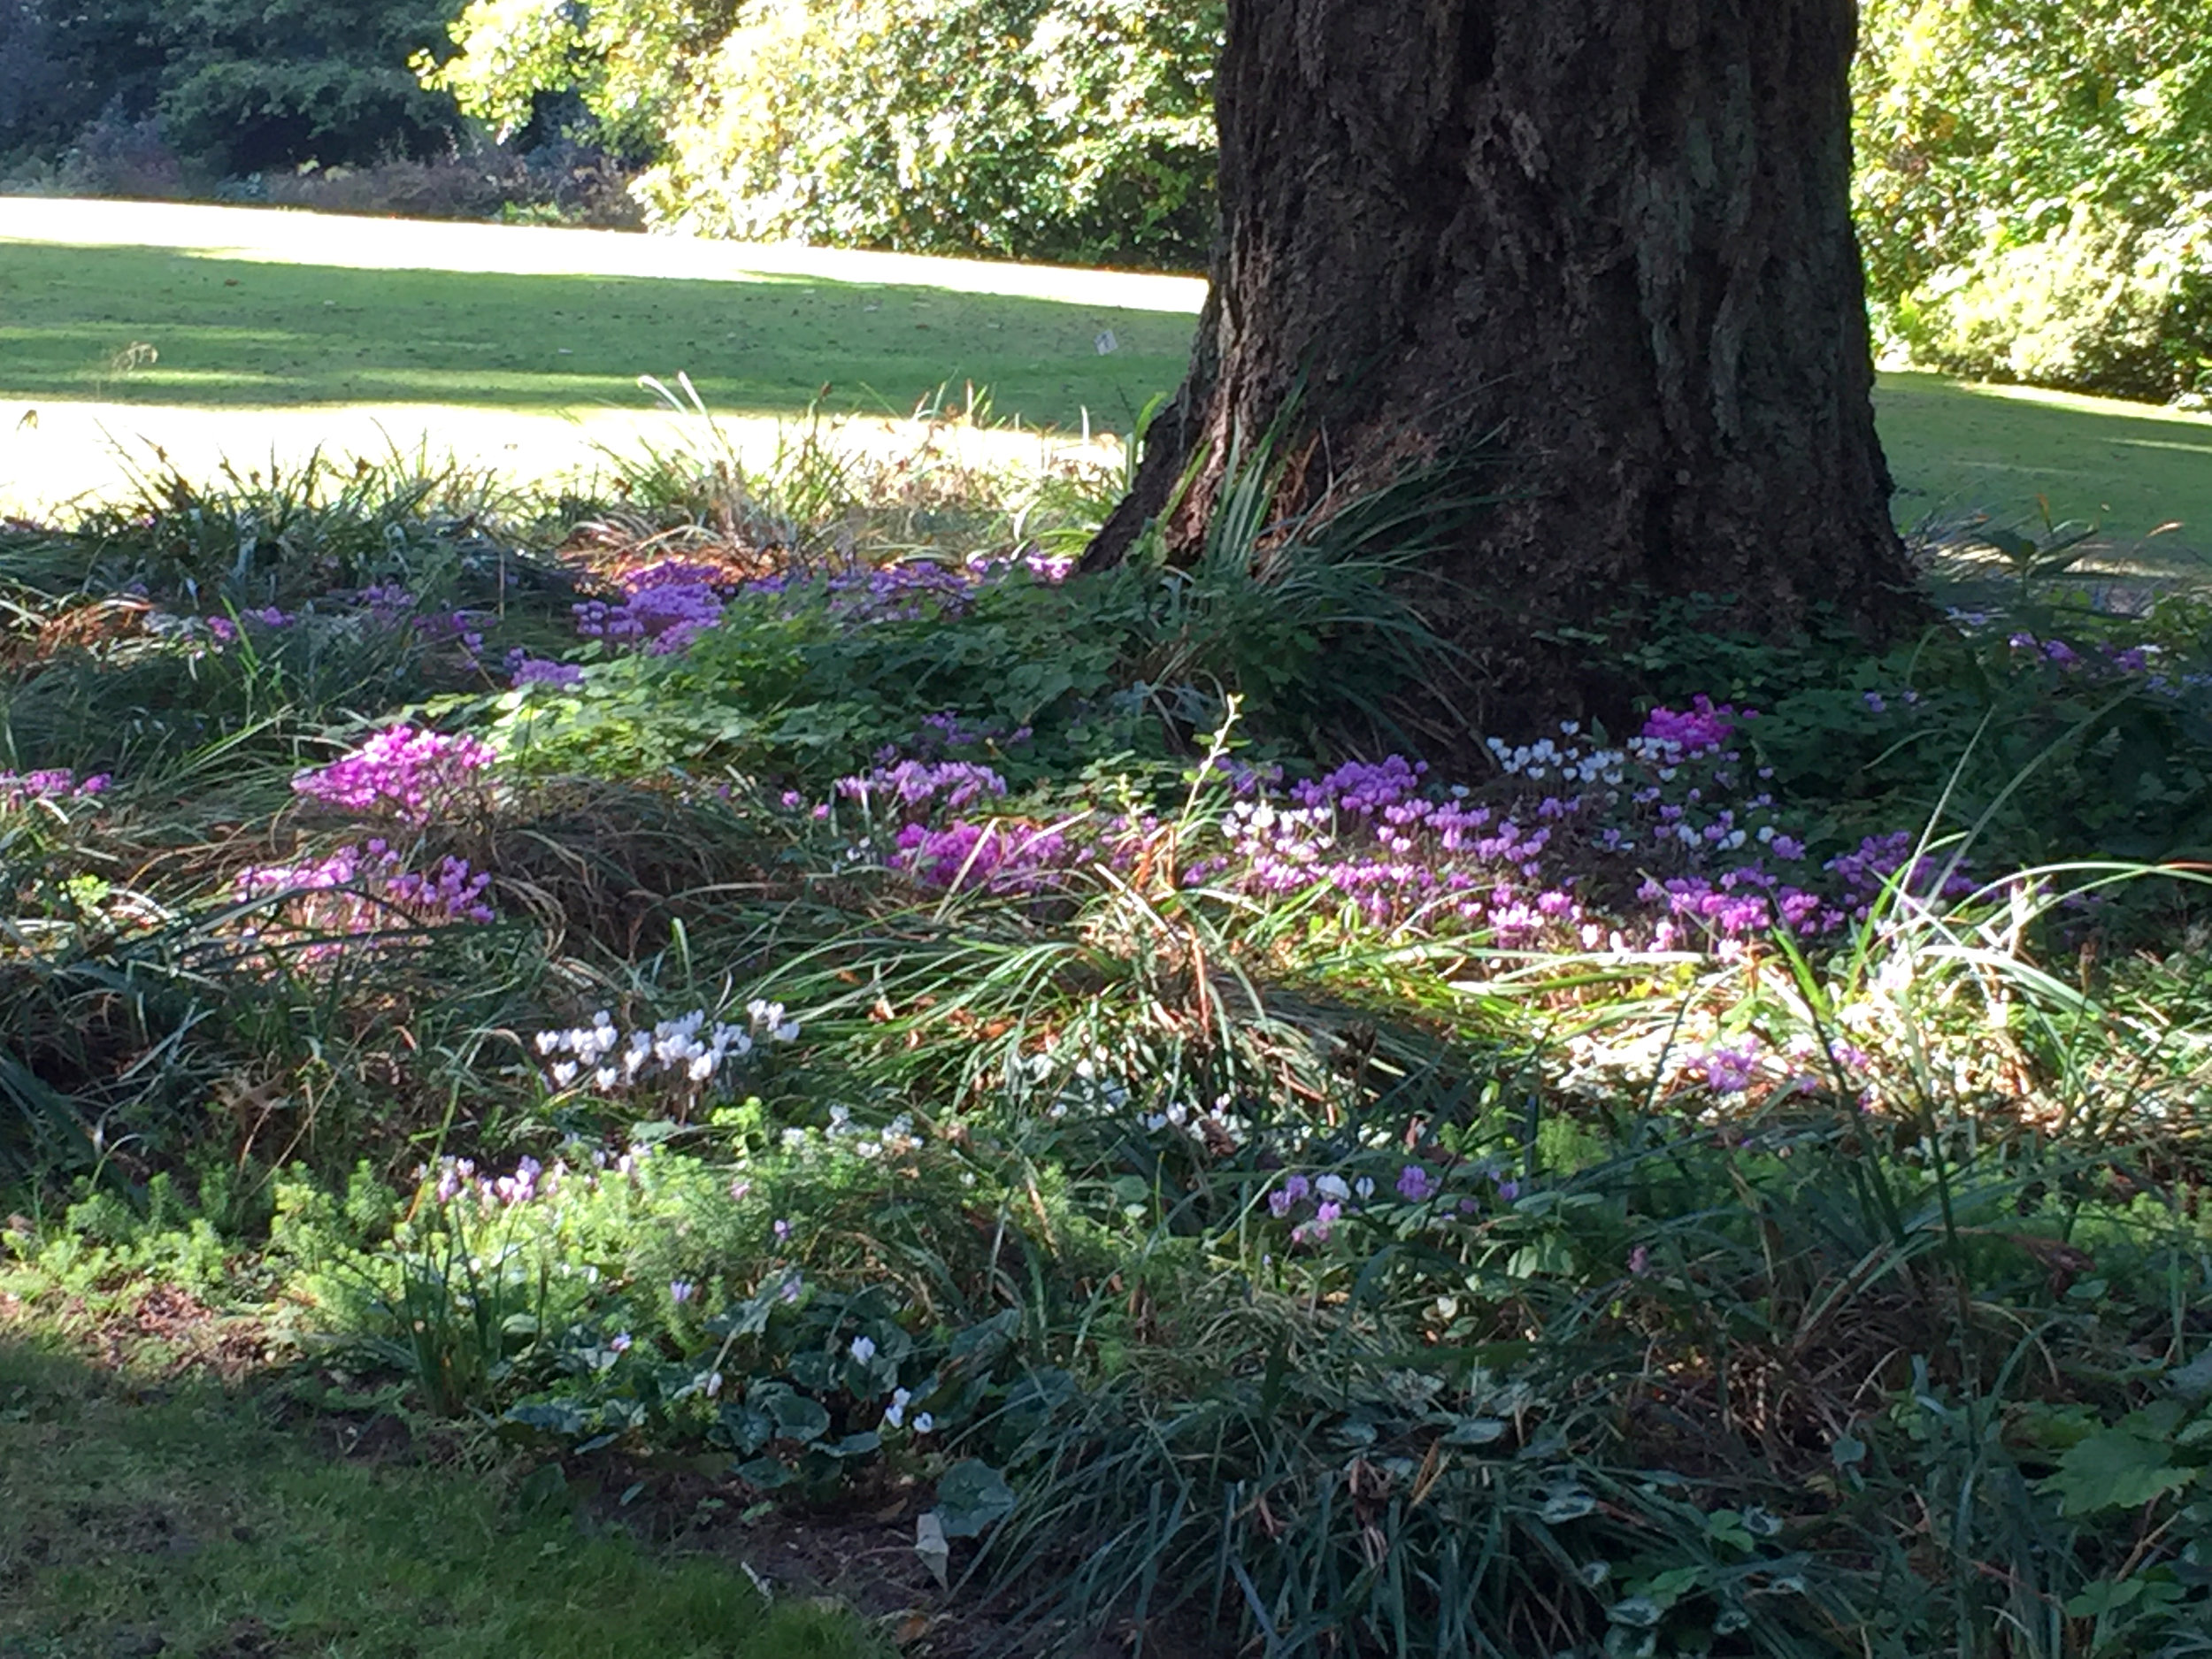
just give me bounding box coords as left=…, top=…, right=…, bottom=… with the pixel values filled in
left=3, top=403, right=2212, bottom=1658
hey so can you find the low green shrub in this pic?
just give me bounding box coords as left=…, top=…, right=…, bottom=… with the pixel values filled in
left=1893, top=204, right=2212, bottom=403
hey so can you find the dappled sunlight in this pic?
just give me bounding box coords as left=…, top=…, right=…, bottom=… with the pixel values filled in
left=0, top=396, right=1123, bottom=518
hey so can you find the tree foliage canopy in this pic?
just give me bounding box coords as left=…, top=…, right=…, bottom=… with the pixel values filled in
left=1854, top=0, right=2212, bottom=400
left=434, top=0, right=1220, bottom=269
left=0, top=0, right=467, bottom=174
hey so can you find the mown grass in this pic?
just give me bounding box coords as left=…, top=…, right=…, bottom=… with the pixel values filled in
left=0, top=200, right=1196, bottom=427
left=8, top=198, right=2212, bottom=556
left=0, top=1334, right=879, bottom=1659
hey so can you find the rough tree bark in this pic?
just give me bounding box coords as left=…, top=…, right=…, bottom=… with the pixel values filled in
left=1086, top=0, right=1926, bottom=711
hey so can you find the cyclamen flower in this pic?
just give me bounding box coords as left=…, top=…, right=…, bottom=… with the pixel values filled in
left=573, top=560, right=731, bottom=655
left=1638, top=696, right=1744, bottom=755
left=1396, top=1164, right=1439, bottom=1203
left=0, top=769, right=111, bottom=812
left=534, top=1006, right=763, bottom=1094
left=292, top=725, right=495, bottom=825
left=835, top=758, right=1009, bottom=815
left=883, top=1387, right=911, bottom=1428
left=506, top=649, right=584, bottom=689
left=235, top=844, right=497, bottom=939
left=1694, top=1043, right=1762, bottom=1094
left=670, top=1280, right=697, bottom=1305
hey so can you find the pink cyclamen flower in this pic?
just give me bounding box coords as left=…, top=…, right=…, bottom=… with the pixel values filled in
left=292, top=725, right=495, bottom=825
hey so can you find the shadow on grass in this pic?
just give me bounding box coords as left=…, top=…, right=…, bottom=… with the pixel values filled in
left=0, top=1333, right=876, bottom=1659
left=1876, top=371, right=2212, bottom=562
left=0, top=240, right=1194, bottom=433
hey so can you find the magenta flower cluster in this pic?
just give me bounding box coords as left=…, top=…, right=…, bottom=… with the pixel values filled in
left=292, top=725, right=495, bottom=824
left=1638, top=695, right=1742, bottom=755
left=1259, top=1161, right=1523, bottom=1250
left=202, top=606, right=293, bottom=642
left=891, top=818, right=1071, bottom=891
left=810, top=695, right=1991, bottom=956
left=835, top=758, right=1009, bottom=814
left=0, top=769, right=111, bottom=811
left=237, top=841, right=497, bottom=938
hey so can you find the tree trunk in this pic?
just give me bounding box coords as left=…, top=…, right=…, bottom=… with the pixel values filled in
left=1087, top=0, right=1925, bottom=717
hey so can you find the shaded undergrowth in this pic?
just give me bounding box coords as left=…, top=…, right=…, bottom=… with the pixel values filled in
left=4, top=424, right=2212, bottom=1658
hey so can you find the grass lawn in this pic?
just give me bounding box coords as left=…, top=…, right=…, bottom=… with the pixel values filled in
left=0, top=1325, right=878, bottom=1659
left=4, top=196, right=2212, bottom=563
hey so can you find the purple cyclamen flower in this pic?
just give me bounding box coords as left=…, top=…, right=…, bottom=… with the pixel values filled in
left=1694, top=1044, right=1761, bottom=1094
left=1396, top=1164, right=1439, bottom=1202
left=505, top=649, right=584, bottom=689
left=670, top=1280, right=696, bottom=1304
left=0, top=769, right=111, bottom=811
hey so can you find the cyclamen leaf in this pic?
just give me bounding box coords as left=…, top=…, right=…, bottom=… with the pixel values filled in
left=933, top=1459, right=1018, bottom=1538
left=766, top=1392, right=832, bottom=1444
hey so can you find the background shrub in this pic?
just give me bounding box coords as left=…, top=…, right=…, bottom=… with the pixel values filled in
left=1855, top=0, right=2212, bottom=402
left=436, top=0, right=1222, bottom=270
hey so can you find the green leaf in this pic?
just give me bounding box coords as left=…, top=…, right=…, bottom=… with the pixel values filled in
left=2064, top=1577, right=2144, bottom=1618
left=504, top=1401, right=588, bottom=1439
left=933, top=1459, right=1018, bottom=1538
left=1607, top=1597, right=1663, bottom=1629
left=715, top=1401, right=774, bottom=1455
left=734, top=1455, right=795, bottom=1490
left=765, top=1391, right=832, bottom=1445
left=2038, top=1430, right=2196, bottom=1517
left=949, top=1307, right=1021, bottom=1367
left=1443, top=1417, right=1507, bottom=1447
